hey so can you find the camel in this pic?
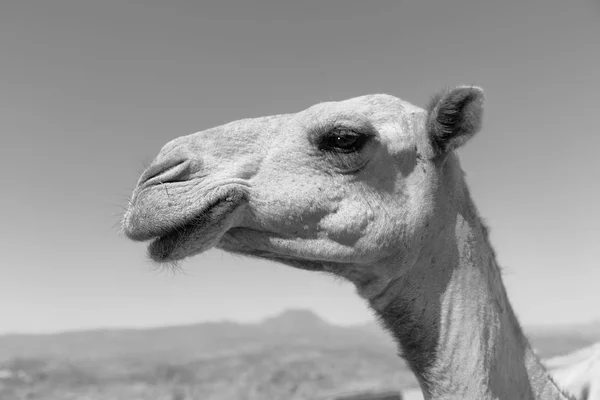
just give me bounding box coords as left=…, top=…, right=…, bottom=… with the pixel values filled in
left=123, top=86, right=578, bottom=399
left=545, top=343, right=600, bottom=400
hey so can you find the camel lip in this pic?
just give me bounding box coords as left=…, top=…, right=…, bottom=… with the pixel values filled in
left=153, top=197, right=226, bottom=240
left=123, top=182, right=248, bottom=242
left=144, top=192, right=246, bottom=262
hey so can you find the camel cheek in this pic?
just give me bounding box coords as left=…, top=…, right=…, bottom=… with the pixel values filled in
left=318, top=200, right=373, bottom=247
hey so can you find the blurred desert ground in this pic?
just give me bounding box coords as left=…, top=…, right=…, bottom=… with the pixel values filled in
left=1, top=309, right=598, bottom=400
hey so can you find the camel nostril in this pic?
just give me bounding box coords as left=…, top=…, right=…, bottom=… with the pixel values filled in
left=138, top=159, right=191, bottom=190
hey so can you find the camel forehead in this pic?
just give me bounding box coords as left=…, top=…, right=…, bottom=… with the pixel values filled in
left=194, top=94, right=425, bottom=151
left=219, top=94, right=422, bottom=131
left=299, top=93, right=423, bottom=123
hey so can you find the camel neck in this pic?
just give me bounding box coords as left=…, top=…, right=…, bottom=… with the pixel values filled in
left=367, top=207, right=568, bottom=400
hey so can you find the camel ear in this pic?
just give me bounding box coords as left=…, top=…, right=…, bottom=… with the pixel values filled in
left=426, top=86, right=484, bottom=156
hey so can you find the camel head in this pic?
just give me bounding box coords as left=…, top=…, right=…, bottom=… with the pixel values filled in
left=123, top=86, right=484, bottom=284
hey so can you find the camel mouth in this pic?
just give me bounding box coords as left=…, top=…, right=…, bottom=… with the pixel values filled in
left=147, top=195, right=242, bottom=262
left=124, top=187, right=247, bottom=263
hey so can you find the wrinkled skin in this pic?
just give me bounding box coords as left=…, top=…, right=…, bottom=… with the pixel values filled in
left=123, top=93, right=441, bottom=278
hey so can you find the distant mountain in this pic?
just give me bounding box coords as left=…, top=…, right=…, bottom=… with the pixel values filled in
left=262, top=309, right=331, bottom=333
left=0, top=311, right=597, bottom=362
left=0, top=311, right=598, bottom=400
left=0, top=310, right=408, bottom=400
left=0, top=310, right=395, bottom=362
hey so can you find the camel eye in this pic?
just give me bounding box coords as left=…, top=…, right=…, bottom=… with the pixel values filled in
left=320, top=129, right=368, bottom=153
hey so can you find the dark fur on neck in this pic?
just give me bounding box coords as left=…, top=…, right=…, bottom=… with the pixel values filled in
left=371, top=279, right=438, bottom=391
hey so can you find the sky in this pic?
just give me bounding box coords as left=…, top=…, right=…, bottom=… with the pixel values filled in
left=1, top=0, right=599, bottom=334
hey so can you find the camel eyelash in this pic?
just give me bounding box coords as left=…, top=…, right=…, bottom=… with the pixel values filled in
left=317, top=127, right=372, bottom=154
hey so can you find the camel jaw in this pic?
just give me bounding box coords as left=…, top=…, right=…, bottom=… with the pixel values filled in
left=123, top=186, right=247, bottom=263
